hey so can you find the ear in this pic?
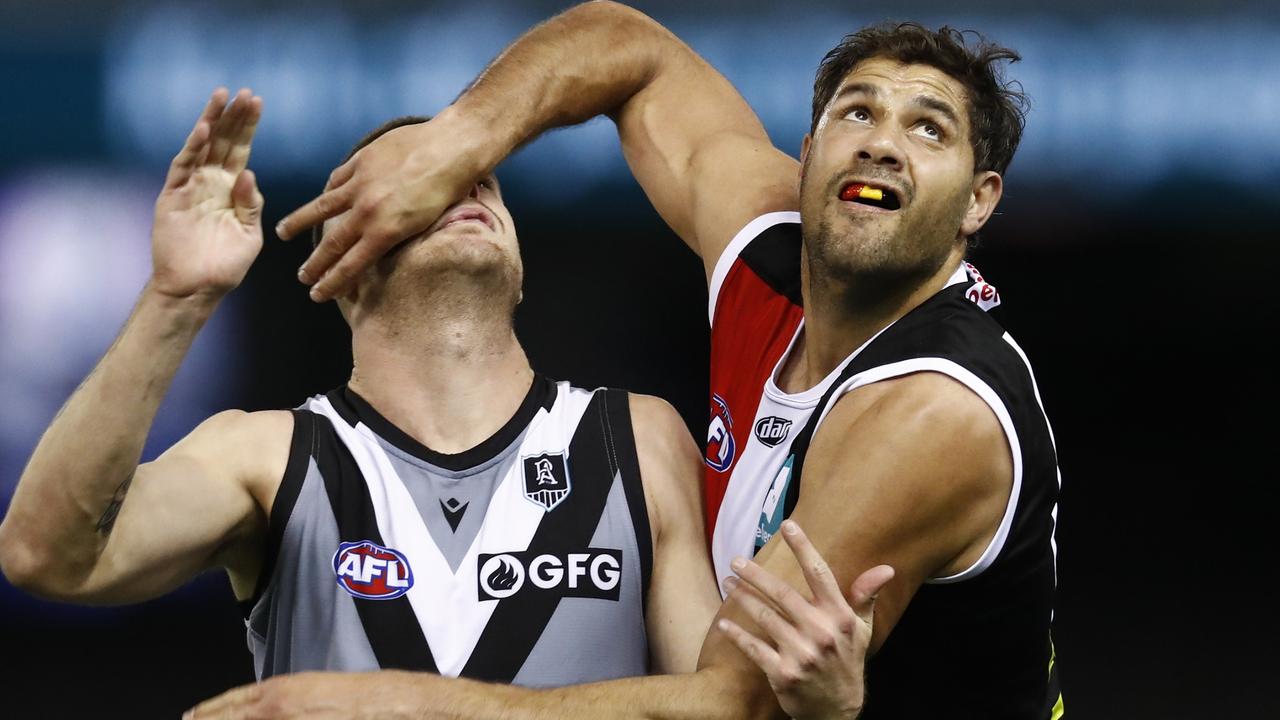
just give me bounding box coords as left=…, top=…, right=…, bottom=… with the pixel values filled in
left=799, top=133, right=813, bottom=190
left=960, top=170, right=1002, bottom=238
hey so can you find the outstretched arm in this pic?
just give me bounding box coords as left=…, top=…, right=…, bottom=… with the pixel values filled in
left=281, top=1, right=799, bottom=300
left=0, top=89, right=289, bottom=604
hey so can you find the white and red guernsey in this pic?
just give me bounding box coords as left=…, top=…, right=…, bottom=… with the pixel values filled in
left=703, top=212, right=1064, bottom=719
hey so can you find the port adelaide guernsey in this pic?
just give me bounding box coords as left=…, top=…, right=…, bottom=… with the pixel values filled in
left=244, top=375, right=653, bottom=687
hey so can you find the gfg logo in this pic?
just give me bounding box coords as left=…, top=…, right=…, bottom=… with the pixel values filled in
left=477, top=549, right=622, bottom=601
left=753, top=416, right=792, bottom=447
left=332, top=540, right=414, bottom=600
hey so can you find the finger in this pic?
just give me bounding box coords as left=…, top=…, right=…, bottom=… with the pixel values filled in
left=164, top=88, right=227, bottom=189
left=717, top=617, right=783, bottom=676
left=233, top=169, right=265, bottom=227
left=298, top=210, right=361, bottom=287
left=308, top=237, right=382, bottom=301
left=780, top=519, right=845, bottom=606
left=276, top=186, right=353, bottom=243
left=185, top=682, right=261, bottom=718
left=848, top=564, right=895, bottom=625
left=730, top=556, right=825, bottom=632
left=223, top=94, right=263, bottom=174
left=208, top=88, right=252, bottom=168
left=723, top=575, right=808, bottom=654
left=324, top=158, right=356, bottom=193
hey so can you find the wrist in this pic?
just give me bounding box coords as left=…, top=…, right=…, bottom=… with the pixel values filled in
left=433, top=100, right=516, bottom=178
left=139, top=280, right=222, bottom=325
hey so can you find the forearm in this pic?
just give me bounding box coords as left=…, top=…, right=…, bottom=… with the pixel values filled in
left=405, top=666, right=772, bottom=720
left=441, top=1, right=683, bottom=173
left=0, top=283, right=217, bottom=589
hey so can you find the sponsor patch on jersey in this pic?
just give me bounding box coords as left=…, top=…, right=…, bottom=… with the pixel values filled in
left=477, top=550, right=623, bottom=601
left=753, top=416, right=792, bottom=447
left=755, top=455, right=794, bottom=552
left=963, top=261, right=1001, bottom=311
left=522, top=452, right=572, bottom=511
left=705, top=393, right=737, bottom=472
left=332, top=540, right=414, bottom=600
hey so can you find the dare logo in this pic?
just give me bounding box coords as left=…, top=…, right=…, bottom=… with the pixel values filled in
left=332, top=540, right=414, bottom=600
left=753, top=416, right=792, bottom=448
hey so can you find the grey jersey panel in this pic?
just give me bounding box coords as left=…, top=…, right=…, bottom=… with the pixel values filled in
left=512, top=470, right=648, bottom=686
left=247, top=380, right=651, bottom=686
left=376, top=435, right=517, bottom=573
left=246, top=459, right=379, bottom=677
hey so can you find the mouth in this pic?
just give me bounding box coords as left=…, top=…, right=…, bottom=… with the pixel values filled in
left=838, top=181, right=902, bottom=212
left=438, top=205, right=497, bottom=232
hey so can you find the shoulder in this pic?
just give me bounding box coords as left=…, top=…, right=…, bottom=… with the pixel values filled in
left=171, top=409, right=297, bottom=495
left=809, top=371, right=1010, bottom=501
left=625, top=393, right=702, bottom=535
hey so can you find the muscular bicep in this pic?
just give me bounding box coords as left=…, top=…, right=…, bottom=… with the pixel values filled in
left=629, top=394, right=722, bottom=674
left=698, top=373, right=1012, bottom=676
left=611, top=23, right=799, bottom=278
left=77, top=410, right=292, bottom=605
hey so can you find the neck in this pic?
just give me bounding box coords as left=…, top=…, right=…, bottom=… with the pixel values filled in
left=347, top=292, right=533, bottom=455
left=781, top=245, right=965, bottom=393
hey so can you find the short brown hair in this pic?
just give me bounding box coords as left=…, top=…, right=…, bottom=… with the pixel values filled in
left=311, top=115, right=431, bottom=248
left=810, top=22, right=1028, bottom=176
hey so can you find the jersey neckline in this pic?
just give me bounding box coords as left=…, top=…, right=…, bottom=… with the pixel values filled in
left=763, top=262, right=971, bottom=407
left=327, top=374, right=557, bottom=471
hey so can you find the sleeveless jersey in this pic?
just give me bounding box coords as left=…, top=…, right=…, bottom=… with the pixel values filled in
left=244, top=376, right=653, bottom=688
left=704, top=212, right=1064, bottom=719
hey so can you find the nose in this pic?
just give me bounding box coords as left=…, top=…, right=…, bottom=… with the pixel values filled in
left=854, top=126, right=904, bottom=171
left=467, top=182, right=482, bottom=200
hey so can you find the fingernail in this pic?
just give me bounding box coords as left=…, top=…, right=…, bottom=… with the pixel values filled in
left=275, top=222, right=287, bottom=238
left=723, top=576, right=739, bottom=590
left=309, top=286, right=324, bottom=302
left=730, top=557, right=746, bottom=571
left=297, top=266, right=312, bottom=284
left=783, top=520, right=798, bottom=534
left=717, top=619, right=730, bottom=631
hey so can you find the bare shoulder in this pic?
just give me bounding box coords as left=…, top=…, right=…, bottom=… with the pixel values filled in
left=625, top=393, right=703, bottom=538
left=819, top=371, right=1007, bottom=454
left=166, top=409, right=296, bottom=500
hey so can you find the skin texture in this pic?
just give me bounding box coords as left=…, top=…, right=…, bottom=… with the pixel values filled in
left=0, top=81, right=879, bottom=719
left=202, top=2, right=1020, bottom=719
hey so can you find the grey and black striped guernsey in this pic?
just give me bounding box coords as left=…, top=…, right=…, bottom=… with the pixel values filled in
left=244, top=376, right=653, bottom=687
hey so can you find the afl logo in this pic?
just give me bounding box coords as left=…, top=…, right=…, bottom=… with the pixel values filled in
left=479, top=554, right=526, bottom=599
left=753, top=416, right=792, bottom=447
left=705, top=394, right=736, bottom=473
left=332, top=540, right=414, bottom=600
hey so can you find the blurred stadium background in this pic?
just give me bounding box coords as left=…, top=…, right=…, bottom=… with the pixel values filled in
left=1, top=0, right=1276, bottom=716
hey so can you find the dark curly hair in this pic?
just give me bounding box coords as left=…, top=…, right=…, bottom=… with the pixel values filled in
left=810, top=22, right=1028, bottom=176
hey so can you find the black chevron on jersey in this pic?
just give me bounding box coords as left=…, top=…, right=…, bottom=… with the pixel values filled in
left=461, top=390, right=633, bottom=683
left=313, top=413, right=439, bottom=673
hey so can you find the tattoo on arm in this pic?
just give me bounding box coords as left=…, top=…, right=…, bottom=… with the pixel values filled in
left=96, top=473, right=135, bottom=537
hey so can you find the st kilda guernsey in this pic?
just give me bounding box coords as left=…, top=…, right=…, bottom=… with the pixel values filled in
left=244, top=376, right=653, bottom=686
left=704, top=212, right=1064, bottom=719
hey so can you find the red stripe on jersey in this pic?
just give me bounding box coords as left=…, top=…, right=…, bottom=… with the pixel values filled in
left=704, top=258, right=802, bottom=539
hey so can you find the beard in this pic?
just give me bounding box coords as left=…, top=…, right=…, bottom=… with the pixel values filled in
left=799, top=164, right=967, bottom=311
left=363, top=234, right=523, bottom=332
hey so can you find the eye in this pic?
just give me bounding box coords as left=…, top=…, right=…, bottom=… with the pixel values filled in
left=913, top=123, right=943, bottom=141
left=844, top=106, right=872, bottom=124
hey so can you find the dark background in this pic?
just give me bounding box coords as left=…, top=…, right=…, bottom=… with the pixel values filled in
left=2, top=1, right=1277, bottom=717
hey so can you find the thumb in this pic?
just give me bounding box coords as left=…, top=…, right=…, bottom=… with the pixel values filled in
left=233, top=168, right=265, bottom=226
left=849, top=564, right=894, bottom=624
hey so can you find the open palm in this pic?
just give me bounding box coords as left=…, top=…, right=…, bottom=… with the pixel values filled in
left=151, top=88, right=265, bottom=299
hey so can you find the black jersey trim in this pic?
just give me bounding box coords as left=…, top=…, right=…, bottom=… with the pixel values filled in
left=739, top=221, right=804, bottom=307
left=242, top=409, right=315, bottom=618
left=606, top=391, right=653, bottom=616
left=312, top=413, right=439, bottom=674
left=461, top=389, right=622, bottom=683
left=328, top=374, right=556, bottom=471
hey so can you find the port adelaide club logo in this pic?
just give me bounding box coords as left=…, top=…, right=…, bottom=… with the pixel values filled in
left=332, top=540, right=414, bottom=600
left=753, top=416, right=792, bottom=447
left=477, top=550, right=622, bottom=601
left=522, top=451, right=571, bottom=511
